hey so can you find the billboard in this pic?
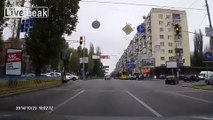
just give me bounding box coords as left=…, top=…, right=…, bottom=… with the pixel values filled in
left=166, top=61, right=177, bottom=68
left=5, top=49, right=22, bottom=75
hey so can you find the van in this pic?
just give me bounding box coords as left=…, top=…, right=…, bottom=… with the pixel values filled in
left=198, top=71, right=213, bottom=83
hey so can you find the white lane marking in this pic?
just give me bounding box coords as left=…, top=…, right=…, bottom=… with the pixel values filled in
left=47, top=90, right=85, bottom=114
left=126, top=91, right=162, bottom=117
left=166, top=92, right=213, bottom=104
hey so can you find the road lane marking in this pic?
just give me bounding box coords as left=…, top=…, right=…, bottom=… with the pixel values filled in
left=166, top=92, right=213, bottom=104
left=126, top=91, right=162, bottom=117
left=47, top=90, right=85, bottom=114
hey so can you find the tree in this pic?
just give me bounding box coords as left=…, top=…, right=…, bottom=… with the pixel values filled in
left=193, top=29, right=203, bottom=67
left=88, top=43, right=95, bottom=76
left=93, top=46, right=105, bottom=77
left=26, top=0, right=80, bottom=75
left=69, top=49, right=80, bottom=74
left=0, top=0, right=6, bottom=67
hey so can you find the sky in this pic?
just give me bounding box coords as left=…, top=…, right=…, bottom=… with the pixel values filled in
left=3, top=0, right=213, bottom=73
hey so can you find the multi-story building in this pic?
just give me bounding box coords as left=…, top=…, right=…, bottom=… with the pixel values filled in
left=115, top=8, right=191, bottom=76
left=143, top=8, right=190, bottom=67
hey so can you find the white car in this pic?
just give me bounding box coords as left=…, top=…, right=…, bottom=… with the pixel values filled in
left=65, top=73, right=79, bottom=81
left=45, top=72, right=61, bottom=78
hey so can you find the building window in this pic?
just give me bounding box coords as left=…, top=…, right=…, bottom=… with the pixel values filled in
left=159, top=21, right=163, bottom=25
left=168, top=42, right=173, bottom=47
left=158, top=14, right=163, bottom=19
left=177, top=42, right=182, bottom=47
left=167, top=28, right=172, bottom=32
left=169, top=57, right=173, bottom=60
left=160, top=49, right=165, bottom=54
left=166, top=22, right=171, bottom=26
left=160, top=28, right=164, bottom=32
left=168, top=50, right=173, bottom=53
left=168, top=35, right=172, bottom=39
left=160, top=35, right=164, bottom=39
left=166, top=15, right=171, bottom=19
left=161, top=57, right=165, bottom=61
left=160, top=42, right=164, bottom=46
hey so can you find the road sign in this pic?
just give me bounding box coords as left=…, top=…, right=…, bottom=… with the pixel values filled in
left=137, top=25, right=145, bottom=34
left=92, top=55, right=100, bottom=59
left=122, top=24, right=133, bottom=35
left=141, top=58, right=155, bottom=67
left=166, top=61, right=177, bottom=68
left=80, top=57, right=88, bottom=63
left=205, top=27, right=213, bottom=37
left=21, top=19, right=34, bottom=32
left=5, top=49, right=22, bottom=75
left=203, top=52, right=213, bottom=62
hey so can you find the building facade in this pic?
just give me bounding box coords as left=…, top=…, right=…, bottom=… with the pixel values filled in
left=115, top=8, right=191, bottom=75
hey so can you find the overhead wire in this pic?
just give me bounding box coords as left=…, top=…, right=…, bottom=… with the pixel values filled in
left=81, top=0, right=208, bottom=11
left=199, top=14, right=207, bottom=28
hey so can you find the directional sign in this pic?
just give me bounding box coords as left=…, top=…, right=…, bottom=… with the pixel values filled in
left=137, top=25, right=145, bottom=34
left=203, top=52, right=213, bottom=62
left=80, top=57, right=88, bottom=63
left=122, top=24, right=133, bottom=35
left=21, top=19, right=34, bottom=32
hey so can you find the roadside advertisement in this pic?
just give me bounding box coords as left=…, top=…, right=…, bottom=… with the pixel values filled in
left=5, top=49, right=22, bottom=75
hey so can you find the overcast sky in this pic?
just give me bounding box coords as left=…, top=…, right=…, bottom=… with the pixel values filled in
left=3, top=0, right=213, bottom=73
left=64, top=0, right=213, bottom=73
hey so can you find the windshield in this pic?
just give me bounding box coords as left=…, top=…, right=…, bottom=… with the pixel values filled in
left=1, top=0, right=213, bottom=119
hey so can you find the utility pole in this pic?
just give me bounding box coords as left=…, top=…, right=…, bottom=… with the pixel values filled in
left=82, top=36, right=86, bottom=80
left=205, top=0, right=213, bottom=51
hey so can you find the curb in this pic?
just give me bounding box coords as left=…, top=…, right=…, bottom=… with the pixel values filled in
left=0, top=81, right=73, bottom=98
left=182, top=85, right=213, bottom=92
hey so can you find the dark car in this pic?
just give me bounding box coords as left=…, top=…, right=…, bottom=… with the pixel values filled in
left=159, top=74, right=166, bottom=79
left=104, top=75, right=111, bottom=80
left=165, top=75, right=179, bottom=85
left=182, top=74, right=199, bottom=82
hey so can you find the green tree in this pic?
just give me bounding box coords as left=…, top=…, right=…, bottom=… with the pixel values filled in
left=88, top=43, right=95, bottom=76
left=0, top=0, right=6, bottom=67
left=26, top=0, right=80, bottom=75
left=193, top=29, right=203, bottom=67
left=93, top=46, right=105, bottom=77
left=69, top=49, right=80, bottom=74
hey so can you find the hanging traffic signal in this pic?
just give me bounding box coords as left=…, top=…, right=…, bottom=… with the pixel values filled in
left=175, top=24, right=180, bottom=35
left=80, top=36, right=83, bottom=45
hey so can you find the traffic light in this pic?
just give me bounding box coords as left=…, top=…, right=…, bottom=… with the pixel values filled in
left=80, top=36, right=83, bottom=45
left=175, top=24, right=180, bottom=35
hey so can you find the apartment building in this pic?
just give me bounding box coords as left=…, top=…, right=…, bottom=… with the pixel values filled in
left=115, top=8, right=191, bottom=75
left=143, top=8, right=190, bottom=67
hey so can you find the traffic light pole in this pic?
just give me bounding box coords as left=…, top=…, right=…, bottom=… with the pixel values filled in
left=82, top=36, right=86, bottom=80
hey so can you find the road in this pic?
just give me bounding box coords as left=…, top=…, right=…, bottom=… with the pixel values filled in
left=0, top=79, right=213, bottom=119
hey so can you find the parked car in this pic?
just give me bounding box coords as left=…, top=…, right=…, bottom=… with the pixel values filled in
left=104, top=75, right=111, bottom=80
left=159, top=74, right=166, bottom=79
left=183, top=74, right=199, bottom=82
left=199, top=71, right=213, bottom=81
left=44, top=72, right=61, bottom=78
left=66, top=73, right=79, bottom=81
left=165, top=75, right=179, bottom=85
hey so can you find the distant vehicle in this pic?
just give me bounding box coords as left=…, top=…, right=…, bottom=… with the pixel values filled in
left=159, top=74, right=166, bottom=79
left=44, top=72, right=61, bottom=78
left=165, top=75, right=179, bottom=85
left=182, top=74, right=199, bottom=82
left=104, top=75, right=111, bottom=80
left=127, top=75, right=137, bottom=80
left=65, top=73, right=79, bottom=81
left=199, top=71, right=213, bottom=82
